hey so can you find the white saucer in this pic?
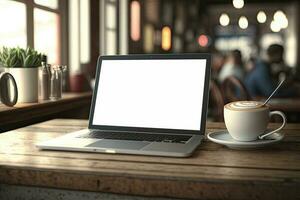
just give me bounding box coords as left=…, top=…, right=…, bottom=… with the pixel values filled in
left=207, top=131, right=284, bottom=150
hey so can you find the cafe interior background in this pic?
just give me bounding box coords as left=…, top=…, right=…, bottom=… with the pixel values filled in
left=0, top=0, right=300, bottom=128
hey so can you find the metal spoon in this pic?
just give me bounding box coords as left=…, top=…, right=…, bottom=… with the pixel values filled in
left=262, top=78, right=285, bottom=106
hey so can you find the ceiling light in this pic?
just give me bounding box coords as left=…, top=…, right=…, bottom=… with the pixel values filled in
left=274, top=10, right=286, bottom=21
left=238, top=16, right=248, bottom=29
left=257, top=11, right=267, bottom=23
left=219, top=13, right=230, bottom=26
left=273, top=10, right=289, bottom=29
left=232, top=0, right=244, bottom=9
left=270, top=20, right=281, bottom=32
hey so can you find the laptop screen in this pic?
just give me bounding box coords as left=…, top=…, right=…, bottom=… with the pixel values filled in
left=91, top=58, right=208, bottom=131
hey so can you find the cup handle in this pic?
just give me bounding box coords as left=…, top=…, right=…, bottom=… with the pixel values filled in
left=258, top=111, right=286, bottom=139
left=0, top=72, right=18, bottom=107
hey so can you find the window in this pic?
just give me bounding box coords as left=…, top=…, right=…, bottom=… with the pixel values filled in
left=69, top=0, right=128, bottom=78
left=0, top=0, right=67, bottom=65
left=34, top=0, right=58, bottom=9
left=69, top=0, right=91, bottom=74
left=100, top=0, right=130, bottom=55
left=34, top=8, right=60, bottom=64
left=0, top=1, right=27, bottom=48
left=100, top=0, right=119, bottom=55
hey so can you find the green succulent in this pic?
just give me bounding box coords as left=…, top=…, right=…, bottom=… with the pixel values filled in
left=0, top=46, right=44, bottom=68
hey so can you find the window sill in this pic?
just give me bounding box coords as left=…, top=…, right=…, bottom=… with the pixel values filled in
left=0, top=92, right=92, bottom=132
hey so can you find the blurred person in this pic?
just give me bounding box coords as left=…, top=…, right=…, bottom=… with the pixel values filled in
left=211, top=52, right=225, bottom=80
left=245, top=44, right=297, bottom=97
left=267, top=44, right=292, bottom=81
left=218, top=50, right=244, bottom=83
left=245, top=57, right=256, bottom=73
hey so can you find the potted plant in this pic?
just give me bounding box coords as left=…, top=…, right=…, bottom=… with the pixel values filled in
left=0, top=47, right=42, bottom=103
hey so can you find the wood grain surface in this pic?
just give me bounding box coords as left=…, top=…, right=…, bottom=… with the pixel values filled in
left=0, top=119, right=299, bottom=200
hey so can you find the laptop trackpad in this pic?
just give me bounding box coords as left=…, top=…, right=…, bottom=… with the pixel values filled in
left=86, top=139, right=150, bottom=150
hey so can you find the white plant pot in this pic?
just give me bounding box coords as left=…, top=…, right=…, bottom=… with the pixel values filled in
left=5, top=67, right=39, bottom=103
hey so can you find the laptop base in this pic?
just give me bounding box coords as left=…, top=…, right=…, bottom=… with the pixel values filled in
left=37, top=129, right=203, bottom=157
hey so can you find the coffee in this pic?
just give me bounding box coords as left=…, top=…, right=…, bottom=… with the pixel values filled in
left=224, top=101, right=286, bottom=142
left=225, top=101, right=266, bottom=111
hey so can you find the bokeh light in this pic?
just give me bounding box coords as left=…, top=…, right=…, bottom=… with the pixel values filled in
left=238, top=16, right=248, bottom=29
left=271, top=10, right=289, bottom=32
left=270, top=20, right=281, bottom=32
left=198, top=34, right=209, bottom=47
left=257, top=11, right=267, bottom=23
left=274, top=10, right=286, bottom=21
left=162, top=26, right=171, bottom=51
left=232, top=0, right=244, bottom=9
left=130, top=1, right=141, bottom=41
left=219, top=13, right=230, bottom=26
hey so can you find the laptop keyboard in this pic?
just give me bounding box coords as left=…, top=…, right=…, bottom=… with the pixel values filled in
left=78, top=131, right=192, bottom=144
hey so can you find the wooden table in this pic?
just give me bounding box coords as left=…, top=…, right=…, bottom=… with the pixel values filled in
left=267, top=98, right=300, bottom=112
left=254, top=97, right=300, bottom=112
left=0, top=119, right=299, bottom=200
left=0, top=92, right=92, bottom=132
left=253, top=97, right=300, bottom=123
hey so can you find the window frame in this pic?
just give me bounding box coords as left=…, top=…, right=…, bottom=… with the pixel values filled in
left=9, top=0, right=68, bottom=65
left=100, top=0, right=120, bottom=55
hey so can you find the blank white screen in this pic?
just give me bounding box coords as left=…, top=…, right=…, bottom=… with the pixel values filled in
left=92, top=59, right=207, bottom=131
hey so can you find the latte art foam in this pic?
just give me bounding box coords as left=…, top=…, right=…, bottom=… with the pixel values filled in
left=228, top=101, right=263, bottom=110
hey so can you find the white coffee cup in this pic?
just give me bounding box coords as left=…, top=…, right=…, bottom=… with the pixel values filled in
left=224, top=101, right=286, bottom=142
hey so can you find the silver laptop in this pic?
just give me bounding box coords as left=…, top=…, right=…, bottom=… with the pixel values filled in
left=37, top=54, right=211, bottom=157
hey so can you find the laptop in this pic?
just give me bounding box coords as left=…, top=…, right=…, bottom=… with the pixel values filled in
left=37, top=54, right=211, bottom=157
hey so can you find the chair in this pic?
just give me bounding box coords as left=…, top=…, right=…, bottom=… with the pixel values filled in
left=209, top=80, right=225, bottom=122
left=222, top=76, right=251, bottom=104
